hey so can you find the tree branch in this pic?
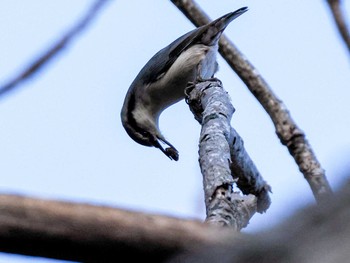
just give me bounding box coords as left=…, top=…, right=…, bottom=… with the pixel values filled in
left=1, top=179, right=349, bottom=263
left=170, top=0, right=333, bottom=202
left=0, top=194, right=235, bottom=262
left=228, top=127, right=271, bottom=213
left=0, top=0, right=110, bottom=99
left=186, top=79, right=270, bottom=228
left=326, top=0, right=350, bottom=53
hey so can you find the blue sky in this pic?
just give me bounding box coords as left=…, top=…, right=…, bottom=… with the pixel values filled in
left=0, top=1, right=349, bottom=262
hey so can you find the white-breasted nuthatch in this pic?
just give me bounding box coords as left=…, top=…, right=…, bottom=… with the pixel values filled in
left=121, top=7, right=248, bottom=161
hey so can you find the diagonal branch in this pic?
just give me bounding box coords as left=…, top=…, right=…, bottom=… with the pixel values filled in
left=0, top=0, right=110, bottom=99
left=170, top=0, right=333, bottom=202
left=326, top=0, right=350, bottom=53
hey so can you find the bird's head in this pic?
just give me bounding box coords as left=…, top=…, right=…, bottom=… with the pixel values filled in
left=121, top=97, right=179, bottom=161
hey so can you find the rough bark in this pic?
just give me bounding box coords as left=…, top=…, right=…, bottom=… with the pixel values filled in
left=228, top=127, right=271, bottom=212
left=186, top=79, right=270, bottom=228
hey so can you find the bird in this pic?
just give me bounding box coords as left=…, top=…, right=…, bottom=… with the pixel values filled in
left=121, top=7, right=248, bottom=161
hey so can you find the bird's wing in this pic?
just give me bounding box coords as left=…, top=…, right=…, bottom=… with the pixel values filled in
left=136, top=27, right=205, bottom=85
left=132, top=8, right=248, bottom=86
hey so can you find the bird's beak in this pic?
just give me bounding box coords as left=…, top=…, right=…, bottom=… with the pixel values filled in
left=154, top=137, right=179, bottom=161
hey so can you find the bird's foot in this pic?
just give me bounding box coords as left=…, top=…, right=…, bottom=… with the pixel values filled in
left=196, top=76, right=222, bottom=85
left=185, top=81, right=196, bottom=101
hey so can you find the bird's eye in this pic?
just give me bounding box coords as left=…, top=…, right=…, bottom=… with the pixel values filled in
left=140, top=130, right=149, bottom=137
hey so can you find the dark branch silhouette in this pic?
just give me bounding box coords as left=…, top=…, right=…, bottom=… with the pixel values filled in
left=0, top=0, right=110, bottom=99
left=0, top=194, right=234, bottom=262
left=0, top=179, right=349, bottom=262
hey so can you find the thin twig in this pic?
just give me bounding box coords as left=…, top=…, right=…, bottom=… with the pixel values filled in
left=0, top=0, right=110, bottom=99
left=326, top=0, right=350, bottom=53
left=170, top=0, right=333, bottom=202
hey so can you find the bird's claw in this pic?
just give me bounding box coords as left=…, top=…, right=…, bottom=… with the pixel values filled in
left=196, top=76, right=222, bottom=85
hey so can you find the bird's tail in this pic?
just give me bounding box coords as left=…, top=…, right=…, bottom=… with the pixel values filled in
left=201, top=7, right=248, bottom=46
left=217, top=7, right=248, bottom=29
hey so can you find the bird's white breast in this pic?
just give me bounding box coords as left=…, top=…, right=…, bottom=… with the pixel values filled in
left=147, top=44, right=218, bottom=113
left=163, top=44, right=216, bottom=83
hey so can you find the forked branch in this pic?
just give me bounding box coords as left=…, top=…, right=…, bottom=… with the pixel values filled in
left=186, top=79, right=271, bottom=229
